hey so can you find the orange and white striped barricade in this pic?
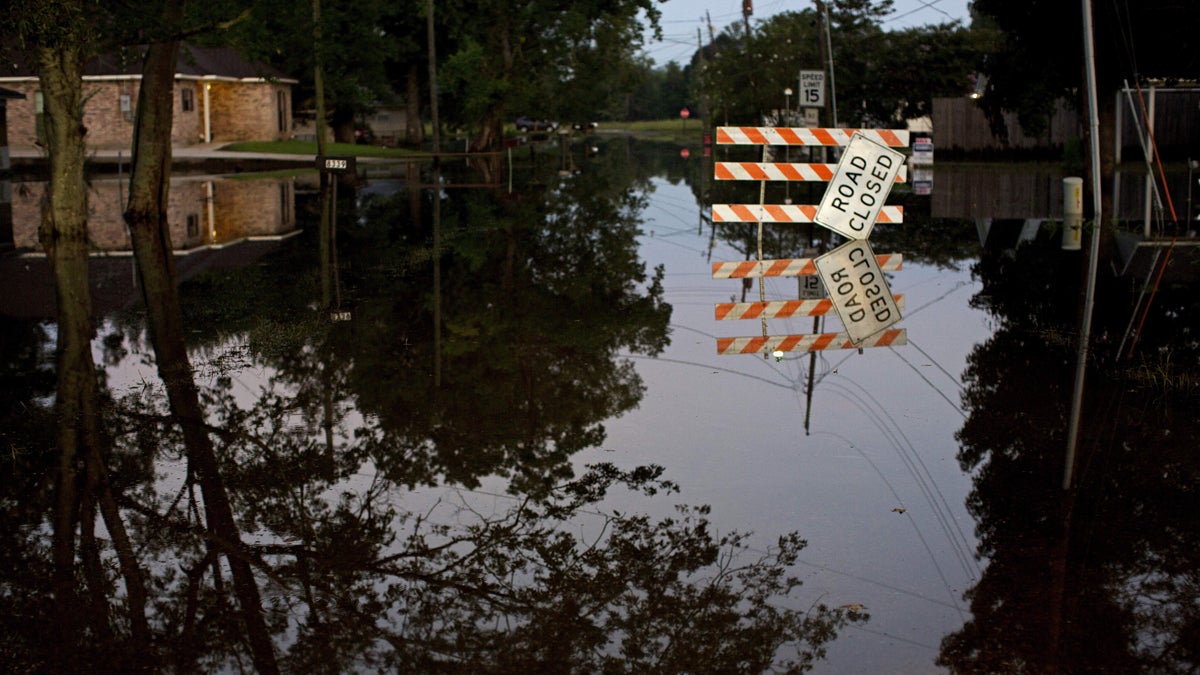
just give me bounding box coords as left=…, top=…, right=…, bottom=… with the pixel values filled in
left=715, top=295, right=905, bottom=321
left=715, top=127, right=909, bottom=148
left=713, top=162, right=907, bottom=182
left=716, top=329, right=907, bottom=355
left=711, top=204, right=903, bottom=224
left=711, top=254, right=902, bottom=279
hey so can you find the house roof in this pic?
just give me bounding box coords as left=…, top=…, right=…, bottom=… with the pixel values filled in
left=180, top=45, right=296, bottom=82
left=1, top=44, right=296, bottom=84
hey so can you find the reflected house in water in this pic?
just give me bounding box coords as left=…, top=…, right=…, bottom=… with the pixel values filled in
left=931, top=164, right=1199, bottom=281
left=10, top=175, right=295, bottom=251
left=0, top=174, right=297, bottom=318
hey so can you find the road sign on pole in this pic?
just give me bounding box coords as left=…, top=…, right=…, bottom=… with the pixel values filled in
left=814, top=132, right=905, bottom=240
left=799, top=70, right=825, bottom=108
left=814, top=239, right=902, bottom=344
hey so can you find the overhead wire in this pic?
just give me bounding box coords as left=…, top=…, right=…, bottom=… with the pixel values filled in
left=819, top=379, right=980, bottom=581
left=888, top=345, right=967, bottom=419
left=702, top=285, right=981, bottom=587
left=808, top=429, right=970, bottom=619
left=881, top=0, right=956, bottom=25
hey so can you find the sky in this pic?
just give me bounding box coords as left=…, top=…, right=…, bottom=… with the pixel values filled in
left=641, top=0, right=973, bottom=65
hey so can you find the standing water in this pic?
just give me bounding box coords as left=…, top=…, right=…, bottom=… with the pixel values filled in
left=1, top=141, right=1197, bottom=672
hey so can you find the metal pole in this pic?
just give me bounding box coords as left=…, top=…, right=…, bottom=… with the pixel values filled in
left=1188, top=158, right=1195, bottom=223
left=334, top=184, right=342, bottom=307
left=1143, top=86, right=1156, bottom=237
left=1063, top=0, right=1105, bottom=491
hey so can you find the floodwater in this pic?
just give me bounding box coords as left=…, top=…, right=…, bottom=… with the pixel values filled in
left=1, top=139, right=1197, bottom=673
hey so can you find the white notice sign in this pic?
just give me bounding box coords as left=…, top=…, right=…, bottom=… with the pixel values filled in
left=912, top=137, right=934, bottom=164
left=814, top=240, right=901, bottom=344
left=814, top=132, right=905, bottom=240
left=799, top=70, right=825, bottom=108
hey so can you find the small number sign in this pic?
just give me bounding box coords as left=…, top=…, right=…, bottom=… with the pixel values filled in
left=315, top=155, right=356, bottom=174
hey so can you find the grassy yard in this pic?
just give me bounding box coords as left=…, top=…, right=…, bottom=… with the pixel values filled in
left=219, top=120, right=705, bottom=157
left=599, top=118, right=705, bottom=143
left=218, top=140, right=422, bottom=158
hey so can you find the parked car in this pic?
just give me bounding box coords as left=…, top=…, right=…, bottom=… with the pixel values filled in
left=515, top=116, right=558, bottom=132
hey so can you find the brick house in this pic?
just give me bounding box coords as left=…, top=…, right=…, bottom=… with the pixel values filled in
left=0, top=44, right=296, bottom=149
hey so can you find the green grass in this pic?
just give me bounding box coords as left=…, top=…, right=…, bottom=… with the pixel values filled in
left=219, top=120, right=707, bottom=157
left=218, top=140, right=423, bottom=158
left=617, top=119, right=705, bottom=133
left=601, top=118, right=705, bottom=143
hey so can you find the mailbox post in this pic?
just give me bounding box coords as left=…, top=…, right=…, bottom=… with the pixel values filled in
left=315, top=156, right=356, bottom=321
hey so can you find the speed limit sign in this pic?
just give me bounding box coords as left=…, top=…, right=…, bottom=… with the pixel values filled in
left=799, top=70, right=825, bottom=108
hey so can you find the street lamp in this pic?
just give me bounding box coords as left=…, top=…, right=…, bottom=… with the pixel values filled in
left=783, top=87, right=793, bottom=125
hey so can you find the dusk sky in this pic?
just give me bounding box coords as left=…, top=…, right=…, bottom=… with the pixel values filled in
left=642, top=0, right=973, bottom=65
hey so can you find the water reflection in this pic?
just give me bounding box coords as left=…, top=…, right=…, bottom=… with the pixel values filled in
left=938, top=229, right=1200, bottom=672
left=0, top=175, right=298, bottom=321
left=9, top=174, right=296, bottom=251
left=0, top=148, right=867, bottom=670
left=4, top=143, right=1198, bottom=671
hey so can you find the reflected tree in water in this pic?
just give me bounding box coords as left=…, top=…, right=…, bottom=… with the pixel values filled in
left=938, top=233, right=1200, bottom=672
left=201, top=156, right=676, bottom=494
left=1, top=148, right=865, bottom=670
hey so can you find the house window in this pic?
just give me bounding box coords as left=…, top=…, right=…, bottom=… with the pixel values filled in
left=181, top=87, right=194, bottom=112
left=186, top=214, right=200, bottom=238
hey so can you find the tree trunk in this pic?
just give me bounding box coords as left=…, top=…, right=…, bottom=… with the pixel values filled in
left=124, top=36, right=280, bottom=675
left=36, top=41, right=92, bottom=667
left=331, top=107, right=356, bottom=144
left=406, top=63, right=423, bottom=146
left=471, top=103, right=504, bottom=154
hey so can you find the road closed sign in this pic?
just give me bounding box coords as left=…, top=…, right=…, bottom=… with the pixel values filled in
left=814, top=239, right=902, bottom=344
left=814, top=132, right=905, bottom=240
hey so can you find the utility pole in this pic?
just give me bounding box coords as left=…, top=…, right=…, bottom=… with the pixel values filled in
left=816, top=0, right=838, bottom=127
left=707, top=11, right=724, bottom=125
left=814, top=1, right=828, bottom=164
left=312, top=0, right=327, bottom=156
left=1063, top=0, right=1105, bottom=490
left=426, top=0, right=441, bottom=156
left=743, top=0, right=759, bottom=118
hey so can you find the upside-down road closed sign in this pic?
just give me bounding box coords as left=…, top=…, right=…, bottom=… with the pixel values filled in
left=814, top=132, right=905, bottom=240
left=814, top=239, right=902, bottom=344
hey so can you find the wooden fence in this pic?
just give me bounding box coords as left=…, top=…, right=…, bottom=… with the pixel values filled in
left=934, top=89, right=1200, bottom=159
